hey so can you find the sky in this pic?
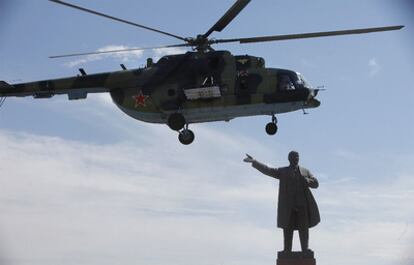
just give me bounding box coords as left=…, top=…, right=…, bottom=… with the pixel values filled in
left=0, top=1, right=414, bottom=265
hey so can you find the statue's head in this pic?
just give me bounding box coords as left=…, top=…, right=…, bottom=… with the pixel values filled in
left=288, top=151, right=299, bottom=167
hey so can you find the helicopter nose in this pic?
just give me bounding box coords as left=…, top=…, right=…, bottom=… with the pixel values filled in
left=307, top=98, right=321, bottom=108
left=307, top=88, right=319, bottom=100
left=305, top=89, right=321, bottom=107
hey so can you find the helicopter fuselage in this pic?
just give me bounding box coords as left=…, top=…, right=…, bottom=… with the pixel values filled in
left=110, top=51, right=320, bottom=125
left=0, top=51, right=320, bottom=144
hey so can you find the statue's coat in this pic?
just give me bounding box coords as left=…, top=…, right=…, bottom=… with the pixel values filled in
left=252, top=161, right=320, bottom=229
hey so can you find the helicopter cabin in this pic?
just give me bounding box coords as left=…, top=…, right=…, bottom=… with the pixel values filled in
left=184, top=54, right=266, bottom=101
left=147, top=51, right=278, bottom=110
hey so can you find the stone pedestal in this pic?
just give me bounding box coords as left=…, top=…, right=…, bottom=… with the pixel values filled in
left=276, top=251, right=316, bottom=265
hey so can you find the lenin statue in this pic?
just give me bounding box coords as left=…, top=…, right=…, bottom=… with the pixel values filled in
left=244, top=151, right=320, bottom=255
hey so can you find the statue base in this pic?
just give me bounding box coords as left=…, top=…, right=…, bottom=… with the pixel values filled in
left=276, top=251, right=316, bottom=265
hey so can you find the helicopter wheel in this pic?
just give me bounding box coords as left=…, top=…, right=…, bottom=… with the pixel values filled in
left=168, top=113, right=186, bottom=131
left=265, top=122, right=278, bottom=135
left=178, top=129, right=195, bottom=145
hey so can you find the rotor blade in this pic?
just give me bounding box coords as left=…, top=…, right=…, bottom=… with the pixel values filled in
left=49, top=44, right=190, bottom=59
left=49, top=0, right=186, bottom=41
left=203, top=0, right=251, bottom=38
left=213, top=25, right=404, bottom=45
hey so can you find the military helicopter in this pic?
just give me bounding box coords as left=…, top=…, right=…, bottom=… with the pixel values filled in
left=0, top=0, right=403, bottom=144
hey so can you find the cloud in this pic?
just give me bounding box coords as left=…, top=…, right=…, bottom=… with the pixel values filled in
left=0, top=129, right=413, bottom=265
left=0, top=128, right=276, bottom=265
left=314, top=169, right=414, bottom=265
left=368, top=57, right=381, bottom=76
left=152, top=47, right=188, bottom=61
left=63, top=45, right=145, bottom=68
left=62, top=45, right=188, bottom=68
left=87, top=93, right=114, bottom=108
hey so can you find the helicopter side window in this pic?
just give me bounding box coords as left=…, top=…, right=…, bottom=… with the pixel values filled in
left=278, top=75, right=295, bottom=91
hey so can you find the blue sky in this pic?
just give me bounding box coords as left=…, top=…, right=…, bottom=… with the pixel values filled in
left=0, top=1, right=413, bottom=265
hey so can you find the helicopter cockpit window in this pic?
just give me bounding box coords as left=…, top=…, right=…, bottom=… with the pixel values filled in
left=278, top=75, right=295, bottom=91
left=295, top=73, right=311, bottom=89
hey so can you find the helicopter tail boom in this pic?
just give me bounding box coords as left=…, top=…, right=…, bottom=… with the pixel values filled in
left=0, top=74, right=111, bottom=100
left=0, top=81, right=14, bottom=92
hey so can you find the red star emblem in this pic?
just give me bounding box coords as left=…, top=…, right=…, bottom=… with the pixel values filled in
left=132, top=91, right=149, bottom=108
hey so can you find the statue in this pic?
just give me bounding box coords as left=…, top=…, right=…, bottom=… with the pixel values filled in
left=244, top=151, right=320, bottom=258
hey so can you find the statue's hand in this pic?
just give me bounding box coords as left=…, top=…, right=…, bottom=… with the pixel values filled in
left=243, top=153, right=255, bottom=163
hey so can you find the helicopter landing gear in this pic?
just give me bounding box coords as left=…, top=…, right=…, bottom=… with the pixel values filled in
left=167, top=113, right=195, bottom=145
left=178, top=125, right=195, bottom=145
left=265, top=114, right=278, bottom=135
left=168, top=113, right=186, bottom=131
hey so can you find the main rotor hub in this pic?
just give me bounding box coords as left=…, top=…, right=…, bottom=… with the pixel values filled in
left=185, top=35, right=212, bottom=52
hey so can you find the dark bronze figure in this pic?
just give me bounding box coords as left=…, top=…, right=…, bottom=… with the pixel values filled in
left=244, top=151, right=320, bottom=254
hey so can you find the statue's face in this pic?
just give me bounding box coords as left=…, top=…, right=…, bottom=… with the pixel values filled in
left=289, top=152, right=299, bottom=167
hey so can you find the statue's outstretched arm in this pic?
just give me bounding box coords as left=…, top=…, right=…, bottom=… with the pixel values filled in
left=244, top=154, right=280, bottom=179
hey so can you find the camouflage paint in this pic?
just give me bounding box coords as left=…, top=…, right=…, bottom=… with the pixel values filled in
left=0, top=51, right=320, bottom=125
